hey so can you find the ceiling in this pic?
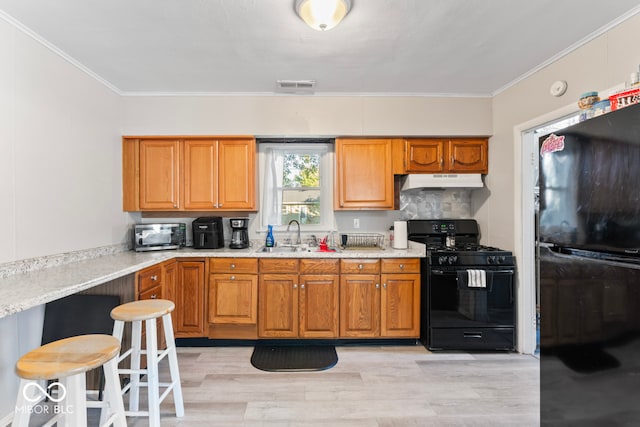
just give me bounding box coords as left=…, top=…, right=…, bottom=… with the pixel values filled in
left=1, top=0, right=639, bottom=96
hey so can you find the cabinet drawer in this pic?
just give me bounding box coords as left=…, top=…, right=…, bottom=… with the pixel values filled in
left=139, top=284, right=162, bottom=301
left=137, top=265, right=163, bottom=293
left=381, top=258, right=420, bottom=274
left=300, top=259, right=339, bottom=274
left=259, top=258, right=300, bottom=273
left=340, top=259, right=380, bottom=274
left=210, top=258, right=258, bottom=274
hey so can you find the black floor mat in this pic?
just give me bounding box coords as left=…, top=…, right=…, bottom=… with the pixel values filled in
left=251, top=345, right=338, bottom=372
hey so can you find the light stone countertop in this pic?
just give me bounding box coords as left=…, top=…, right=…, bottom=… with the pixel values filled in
left=0, top=242, right=425, bottom=319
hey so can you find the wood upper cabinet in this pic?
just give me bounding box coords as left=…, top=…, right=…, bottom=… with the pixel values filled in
left=405, top=139, right=445, bottom=173
left=404, top=138, right=488, bottom=174
left=123, top=136, right=256, bottom=212
left=139, top=139, right=181, bottom=210
left=217, top=139, right=256, bottom=210
left=335, top=138, right=394, bottom=210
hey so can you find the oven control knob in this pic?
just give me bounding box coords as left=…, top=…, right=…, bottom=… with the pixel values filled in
left=498, top=256, right=506, bottom=264
left=438, top=256, right=447, bottom=265
left=487, top=256, right=495, bottom=264
left=448, top=255, right=457, bottom=265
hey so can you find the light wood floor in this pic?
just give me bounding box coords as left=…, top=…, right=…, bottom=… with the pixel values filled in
left=131, top=344, right=540, bottom=426
left=25, top=344, right=540, bottom=426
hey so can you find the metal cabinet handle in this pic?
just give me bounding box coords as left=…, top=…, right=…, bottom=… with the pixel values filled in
left=230, top=264, right=236, bottom=269
left=173, top=204, right=177, bottom=208
left=150, top=275, right=158, bottom=281
left=293, top=284, right=298, bottom=289
left=230, top=275, right=235, bottom=280
left=375, top=283, right=380, bottom=289
left=219, top=203, right=223, bottom=207
left=358, top=264, right=363, bottom=270
left=399, top=264, right=404, bottom=269
left=383, top=283, right=387, bottom=289
left=150, top=294, right=157, bottom=299
left=300, top=284, right=305, bottom=289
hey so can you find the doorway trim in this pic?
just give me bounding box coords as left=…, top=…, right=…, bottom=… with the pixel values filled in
left=513, top=103, right=576, bottom=354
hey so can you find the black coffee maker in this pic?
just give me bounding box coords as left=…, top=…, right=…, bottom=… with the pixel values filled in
left=192, top=217, right=224, bottom=249
left=229, top=218, right=249, bottom=249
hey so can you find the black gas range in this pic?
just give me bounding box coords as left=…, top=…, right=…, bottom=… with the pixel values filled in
left=407, top=219, right=516, bottom=351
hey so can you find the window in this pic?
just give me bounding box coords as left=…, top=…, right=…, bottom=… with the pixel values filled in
left=259, top=143, right=334, bottom=231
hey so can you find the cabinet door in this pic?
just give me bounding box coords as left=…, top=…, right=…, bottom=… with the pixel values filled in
left=404, top=139, right=445, bottom=173
left=139, top=139, right=181, bottom=210
left=380, top=273, right=421, bottom=337
left=299, top=275, right=339, bottom=338
left=258, top=274, right=298, bottom=338
left=209, top=274, right=258, bottom=325
left=335, top=139, right=394, bottom=210
left=217, top=138, right=256, bottom=210
left=175, top=261, right=206, bottom=337
left=339, top=274, right=380, bottom=337
left=163, top=260, right=178, bottom=334
left=447, top=139, right=488, bottom=173
left=183, top=139, right=217, bottom=210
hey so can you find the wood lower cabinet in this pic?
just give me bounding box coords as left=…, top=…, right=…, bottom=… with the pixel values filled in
left=340, top=273, right=380, bottom=337
left=340, top=258, right=420, bottom=338
left=208, top=258, right=258, bottom=339
left=258, top=259, right=339, bottom=338
left=173, top=259, right=206, bottom=337
left=259, top=272, right=299, bottom=337
left=335, top=138, right=395, bottom=210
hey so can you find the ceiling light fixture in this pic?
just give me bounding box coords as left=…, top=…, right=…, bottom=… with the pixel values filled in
left=295, top=0, right=352, bottom=31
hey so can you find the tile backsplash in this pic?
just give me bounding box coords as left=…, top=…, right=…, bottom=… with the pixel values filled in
left=399, top=189, right=472, bottom=219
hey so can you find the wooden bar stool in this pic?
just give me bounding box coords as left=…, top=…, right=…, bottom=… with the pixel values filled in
left=12, top=334, right=126, bottom=427
left=111, top=299, right=184, bottom=427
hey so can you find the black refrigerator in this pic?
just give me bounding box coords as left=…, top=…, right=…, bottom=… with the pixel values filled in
left=539, top=102, right=640, bottom=425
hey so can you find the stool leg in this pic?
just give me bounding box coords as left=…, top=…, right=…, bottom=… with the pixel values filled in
left=61, top=373, right=87, bottom=427
left=162, top=312, right=184, bottom=417
left=100, top=356, right=127, bottom=427
left=145, top=317, right=161, bottom=427
left=129, top=319, right=142, bottom=412
left=12, top=379, right=36, bottom=427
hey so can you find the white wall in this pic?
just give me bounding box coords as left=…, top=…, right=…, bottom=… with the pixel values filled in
left=0, top=16, right=132, bottom=419
left=0, top=17, right=131, bottom=264
left=122, top=95, right=492, bottom=137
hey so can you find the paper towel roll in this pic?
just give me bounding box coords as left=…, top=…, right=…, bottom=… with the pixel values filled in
left=393, top=221, right=408, bottom=249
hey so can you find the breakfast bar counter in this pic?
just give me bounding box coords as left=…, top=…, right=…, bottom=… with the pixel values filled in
left=0, top=242, right=425, bottom=319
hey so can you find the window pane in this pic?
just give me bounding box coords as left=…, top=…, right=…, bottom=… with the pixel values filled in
left=281, top=153, right=321, bottom=224
left=282, top=188, right=320, bottom=224
left=283, top=153, right=320, bottom=187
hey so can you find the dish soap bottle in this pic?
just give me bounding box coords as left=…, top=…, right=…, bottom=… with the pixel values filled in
left=265, top=225, right=275, bottom=247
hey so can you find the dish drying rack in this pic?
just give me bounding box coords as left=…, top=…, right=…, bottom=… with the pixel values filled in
left=340, top=233, right=385, bottom=250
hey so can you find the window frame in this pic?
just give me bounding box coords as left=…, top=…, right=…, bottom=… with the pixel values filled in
left=258, top=142, right=335, bottom=233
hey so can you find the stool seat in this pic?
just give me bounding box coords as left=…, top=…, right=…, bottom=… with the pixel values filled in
left=111, top=299, right=175, bottom=321
left=16, top=334, right=120, bottom=380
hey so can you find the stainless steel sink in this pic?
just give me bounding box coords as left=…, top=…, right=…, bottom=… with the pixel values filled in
left=257, top=246, right=304, bottom=253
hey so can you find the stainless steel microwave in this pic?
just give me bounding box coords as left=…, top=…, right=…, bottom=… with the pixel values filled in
left=133, top=223, right=186, bottom=252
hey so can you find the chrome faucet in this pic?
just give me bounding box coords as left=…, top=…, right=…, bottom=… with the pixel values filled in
left=286, top=219, right=301, bottom=245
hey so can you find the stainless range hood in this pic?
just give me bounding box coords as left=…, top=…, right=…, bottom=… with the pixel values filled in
left=401, top=174, right=483, bottom=190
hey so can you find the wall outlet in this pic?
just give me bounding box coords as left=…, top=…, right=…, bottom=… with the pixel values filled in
left=353, top=218, right=360, bottom=229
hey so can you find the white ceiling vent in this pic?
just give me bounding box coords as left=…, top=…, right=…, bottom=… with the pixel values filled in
left=276, top=80, right=316, bottom=93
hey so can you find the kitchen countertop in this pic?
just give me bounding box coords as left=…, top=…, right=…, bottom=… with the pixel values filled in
left=0, top=242, right=425, bottom=319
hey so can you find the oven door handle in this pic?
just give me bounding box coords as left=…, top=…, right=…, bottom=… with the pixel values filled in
left=431, top=269, right=514, bottom=275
